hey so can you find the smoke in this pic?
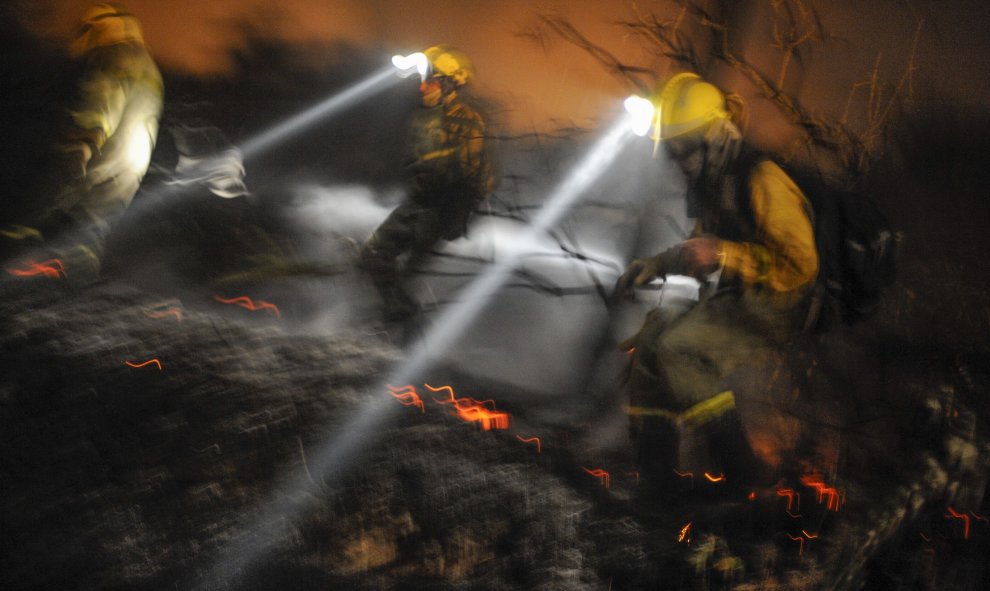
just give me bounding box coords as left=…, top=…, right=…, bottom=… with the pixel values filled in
left=290, top=183, right=396, bottom=244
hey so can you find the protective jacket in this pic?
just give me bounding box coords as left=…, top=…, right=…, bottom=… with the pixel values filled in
left=405, top=97, right=491, bottom=236
left=690, top=149, right=819, bottom=308
left=52, top=15, right=163, bottom=233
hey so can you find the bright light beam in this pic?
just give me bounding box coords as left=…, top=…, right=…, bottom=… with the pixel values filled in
left=395, top=116, right=636, bottom=383
left=239, top=66, right=401, bottom=160
left=1, top=65, right=407, bottom=275
left=204, top=116, right=637, bottom=586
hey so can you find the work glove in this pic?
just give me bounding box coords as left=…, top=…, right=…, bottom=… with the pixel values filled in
left=614, top=246, right=682, bottom=301
left=55, top=143, right=93, bottom=180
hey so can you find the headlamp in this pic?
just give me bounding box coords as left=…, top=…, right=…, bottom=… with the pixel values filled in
left=624, top=95, right=656, bottom=137
left=391, top=52, right=430, bottom=82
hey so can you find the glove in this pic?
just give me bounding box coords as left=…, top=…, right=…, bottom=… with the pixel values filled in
left=55, top=143, right=93, bottom=180
left=614, top=246, right=682, bottom=300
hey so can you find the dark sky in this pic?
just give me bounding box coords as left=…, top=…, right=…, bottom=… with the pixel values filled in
left=18, top=0, right=990, bottom=134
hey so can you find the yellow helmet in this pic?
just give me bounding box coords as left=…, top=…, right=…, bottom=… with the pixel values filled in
left=71, top=3, right=145, bottom=56
left=653, top=73, right=728, bottom=139
left=423, top=45, right=474, bottom=86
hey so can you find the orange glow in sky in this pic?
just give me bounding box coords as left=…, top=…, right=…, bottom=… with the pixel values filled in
left=20, top=0, right=990, bottom=137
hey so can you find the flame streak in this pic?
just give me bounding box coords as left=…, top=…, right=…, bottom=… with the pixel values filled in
left=678, top=522, right=692, bottom=544
left=6, top=259, right=66, bottom=280
left=125, top=359, right=163, bottom=370
left=425, top=383, right=509, bottom=431
left=787, top=534, right=805, bottom=555
left=387, top=384, right=425, bottom=413
left=799, top=475, right=844, bottom=512
left=673, top=469, right=694, bottom=480
left=145, top=308, right=183, bottom=321
left=946, top=507, right=971, bottom=539
left=582, top=467, right=611, bottom=489
left=213, top=295, right=281, bottom=318
left=516, top=435, right=541, bottom=453
left=801, top=530, right=819, bottom=539
left=777, top=488, right=800, bottom=511
left=704, top=472, right=725, bottom=483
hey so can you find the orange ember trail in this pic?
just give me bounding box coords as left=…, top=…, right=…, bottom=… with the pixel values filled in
left=787, top=533, right=805, bottom=555
left=144, top=308, right=183, bottom=321
left=125, top=359, right=163, bottom=370
left=678, top=522, right=692, bottom=544
left=704, top=472, right=725, bottom=482
left=673, top=469, right=694, bottom=480
left=6, top=259, right=66, bottom=280
left=777, top=488, right=800, bottom=511
left=582, top=467, right=611, bottom=489
left=516, top=435, right=541, bottom=453
left=800, top=474, right=844, bottom=511
left=425, top=383, right=509, bottom=431
left=387, top=384, right=425, bottom=413
left=946, top=507, right=971, bottom=539
left=212, top=295, right=281, bottom=318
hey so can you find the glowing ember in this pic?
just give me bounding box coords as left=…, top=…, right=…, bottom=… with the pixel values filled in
left=801, top=530, right=819, bottom=539
left=5, top=259, right=66, bottom=280
left=125, top=359, right=163, bottom=370
left=678, top=522, right=692, bottom=544
left=787, top=533, right=805, bottom=555
left=425, top=383, right=510, bottom=431
left=212, top=295, right=281, bottom=318
left=516, top=435, right=541, bottom=453
left=704, top=472, right=725, bottom=483
left=387, top=384, right=425, bottom=413
left=776, top=487, right=800, bottom=511
left=799, top=474, right=844, bottom=512
left=946, top=507, right=971, bottom=539
left=144, top=308, right=183, bottom=321
left=673, top=469, right=694, bottom=480
left=748, top=490, right=756, bottom=501
left=582, top=467, right=611, bottom=489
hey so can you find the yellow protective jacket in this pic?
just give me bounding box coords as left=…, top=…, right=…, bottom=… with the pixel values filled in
left=406, top=97, right=492, bottom=206
left=697, top=159, right=819, bottom=298
left=54, top=10, right=163, bottom=227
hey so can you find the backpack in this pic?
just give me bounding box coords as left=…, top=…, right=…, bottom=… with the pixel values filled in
left=733, top=151, right=898, bottom=330
left=784, top=168, right=898, bottom=330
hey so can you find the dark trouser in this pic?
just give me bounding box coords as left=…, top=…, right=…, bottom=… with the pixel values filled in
left=625, top=290, right=799, bottom=489
left=359, top=201, right=447, bottom=319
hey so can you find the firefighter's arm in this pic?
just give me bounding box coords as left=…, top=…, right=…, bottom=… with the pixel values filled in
left=717, top=161, right=819, bottom=292
left=614, top=246, right=683, bottom=299
left=67, top=66, right=129, bottom=161
left=463, top=115, right=492, bottom=195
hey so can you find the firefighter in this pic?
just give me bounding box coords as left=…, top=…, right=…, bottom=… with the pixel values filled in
left=1, top=3, right=163, bottom=284
left=360, top=45, right=493, bottom=321
left=616, top=73, right=819, bottom=495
